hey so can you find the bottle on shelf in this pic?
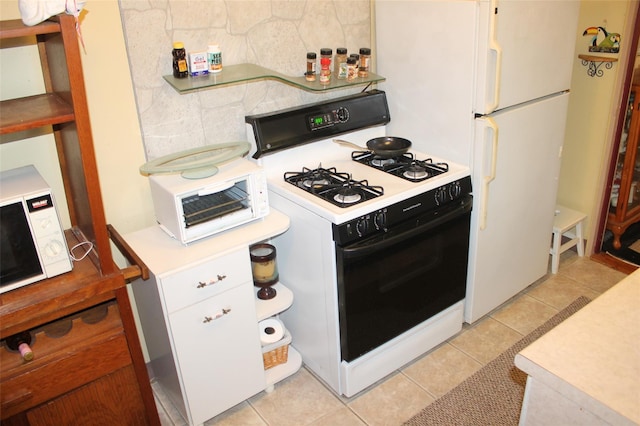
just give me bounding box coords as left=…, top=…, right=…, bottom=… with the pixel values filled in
left=305, top=52, right=317, bottom=82
left=347, top=57, right=357, bottom=81
left=334, top=47, right=348, bottom=79
left=320, top=57, right=331, bottom=85
left=207, top=44, right=223, bottom=73
left=358, top=48, right=371, bottom=78
left=172, top=42, right=189, bottom=78
left=5, top=331, right=35, bottom=362
left=320, top=48, right=332, bottom=85
left=350, top=53, right=360, bottom=75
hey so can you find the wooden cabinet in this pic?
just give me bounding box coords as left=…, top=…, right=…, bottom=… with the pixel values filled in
left=125, top=211, right=301, bottom=425
left=607, top=83, right=640, bottom=249
left=0, top=16, right=159, bottom=425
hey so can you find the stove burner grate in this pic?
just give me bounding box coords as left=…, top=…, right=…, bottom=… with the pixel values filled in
left=284, top=167, right=383, bottom=207
left=352, top=151, right=449, bottom=182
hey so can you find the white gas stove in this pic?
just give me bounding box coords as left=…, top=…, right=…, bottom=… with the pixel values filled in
left=245, top=90, right=472, bottom=397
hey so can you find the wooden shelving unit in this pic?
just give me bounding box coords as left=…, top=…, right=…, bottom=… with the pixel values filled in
left=607, top=83, right=640, bottom=249
left=0, top=16, right=159, bottom=425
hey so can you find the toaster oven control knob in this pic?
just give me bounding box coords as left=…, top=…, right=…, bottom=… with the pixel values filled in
left=44, top=239, right=65, bottom=257
left=335, top=107, right=350, bottom=123
left=374, top=210, right=387, bottom=230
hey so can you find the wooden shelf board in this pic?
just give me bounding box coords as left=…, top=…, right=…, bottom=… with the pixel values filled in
left=0, top=19, right=60, bottom=39
left=0, top=229, right=125, bottom=339
left=0, top=93, right=74, bottom=136
left=578, top=54, right=618, bottom=63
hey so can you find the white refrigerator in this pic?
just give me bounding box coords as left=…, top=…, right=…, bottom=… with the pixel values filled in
left=375, top=0, right=580, bottom=323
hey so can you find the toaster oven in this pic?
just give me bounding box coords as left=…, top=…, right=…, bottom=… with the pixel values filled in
left=149, top=159, right=269, bottom=244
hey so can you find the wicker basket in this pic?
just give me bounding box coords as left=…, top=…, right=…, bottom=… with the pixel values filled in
left=262, top=329, right=291, bottom=370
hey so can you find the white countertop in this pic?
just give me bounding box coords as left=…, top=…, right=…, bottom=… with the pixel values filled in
left=515, top=269, right=640, bottom=425
left=123, top=209, right=290, bottom=276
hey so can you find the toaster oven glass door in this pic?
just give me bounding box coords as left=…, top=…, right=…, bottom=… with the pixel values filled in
left=182, top=180, right=251, bottom=228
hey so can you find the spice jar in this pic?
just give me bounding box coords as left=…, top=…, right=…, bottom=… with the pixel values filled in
left=320, top=57, right=331, bottom=85
left=306, top=52, right=317, bottom=82
left=350, top=53, right=360, bottom=74
left=207, top=44, right=222, bottom=73
left=346, top=57, right=357, bottom=81
left=320, top=48, right=332, bottom=76
left=172, top=42, right=188, bottom=79
left=358, top=48, right=371, bottom=78
left=334, top=47, right=347, bottom=79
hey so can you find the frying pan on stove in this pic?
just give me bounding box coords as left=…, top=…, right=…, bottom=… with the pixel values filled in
left=333, top=137, right=412, bottom=158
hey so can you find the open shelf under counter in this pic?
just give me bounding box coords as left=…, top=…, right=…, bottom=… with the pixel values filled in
left=164, top=63, right=385, bottom=94
left=264, top=346, right=302, bottom=390
left=255, top=283, right=293, bottom=321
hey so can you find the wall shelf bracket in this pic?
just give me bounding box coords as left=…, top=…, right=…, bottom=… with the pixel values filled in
left=578, top=54, right=618, bottom=78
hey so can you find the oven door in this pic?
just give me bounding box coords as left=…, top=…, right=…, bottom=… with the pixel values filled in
left=336, top=196, right=472, bottom=362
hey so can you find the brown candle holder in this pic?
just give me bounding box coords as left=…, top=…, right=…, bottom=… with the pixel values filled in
left=250, top=243, right=279, bottom=300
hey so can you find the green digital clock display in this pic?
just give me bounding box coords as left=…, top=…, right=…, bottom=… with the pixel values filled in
left=309, top=114, right=333, bottom=130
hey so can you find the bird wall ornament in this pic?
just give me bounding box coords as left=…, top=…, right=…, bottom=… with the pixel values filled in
left=583, top=26, right=621, bottom=53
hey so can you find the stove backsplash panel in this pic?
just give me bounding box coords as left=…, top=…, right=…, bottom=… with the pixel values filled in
left=246, top=90, right=390, bottom=159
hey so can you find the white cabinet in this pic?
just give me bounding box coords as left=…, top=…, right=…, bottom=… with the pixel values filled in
left=169, top=277, right=264, bottom=425
left=125, top=211, right=301, bottom=425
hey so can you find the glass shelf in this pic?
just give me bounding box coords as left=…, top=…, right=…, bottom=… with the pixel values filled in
left=163, top=63, right=385, bottom=94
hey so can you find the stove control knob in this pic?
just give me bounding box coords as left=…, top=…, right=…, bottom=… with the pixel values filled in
left=335, top=107, right=350, bottom=123
left=356, top=217, right=369, bottom=236
left=449, top=181, right=462, bottom=200
left=374, top=210, right=387, bottom=230
left=435, top=187, right=448, bottom=205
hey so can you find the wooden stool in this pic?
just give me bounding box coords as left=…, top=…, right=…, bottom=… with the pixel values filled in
left=550, top=206, right=586, bottom=274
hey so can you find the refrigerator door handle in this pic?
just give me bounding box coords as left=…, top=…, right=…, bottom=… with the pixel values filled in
left=480, top=117, right=498, bottom=230
left=488, top=0, right=502, bottom=113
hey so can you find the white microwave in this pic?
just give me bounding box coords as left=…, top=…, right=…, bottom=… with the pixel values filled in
left=149, top=159, right=270, bottom=244
left=0, top=165, right=73, bottom=293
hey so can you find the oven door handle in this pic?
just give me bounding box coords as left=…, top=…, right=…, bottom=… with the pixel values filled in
left=340, top=196, right=472, bottom=258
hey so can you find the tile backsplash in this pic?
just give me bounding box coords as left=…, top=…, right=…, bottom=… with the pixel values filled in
left=118, top=0, right=373, bottom=160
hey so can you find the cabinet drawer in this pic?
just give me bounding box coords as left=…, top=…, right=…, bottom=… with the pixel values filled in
left=0, top=303, right=132, bottom=419
left=160, top=247, right=253, bottom=313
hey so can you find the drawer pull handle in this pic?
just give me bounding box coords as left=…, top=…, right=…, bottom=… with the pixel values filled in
left=203, top=308, right=231, bottom=323
left=197, top=274, right=227, bottom=288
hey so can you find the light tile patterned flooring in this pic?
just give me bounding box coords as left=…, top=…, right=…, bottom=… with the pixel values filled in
left=154, top=251, right=629, bottom=426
